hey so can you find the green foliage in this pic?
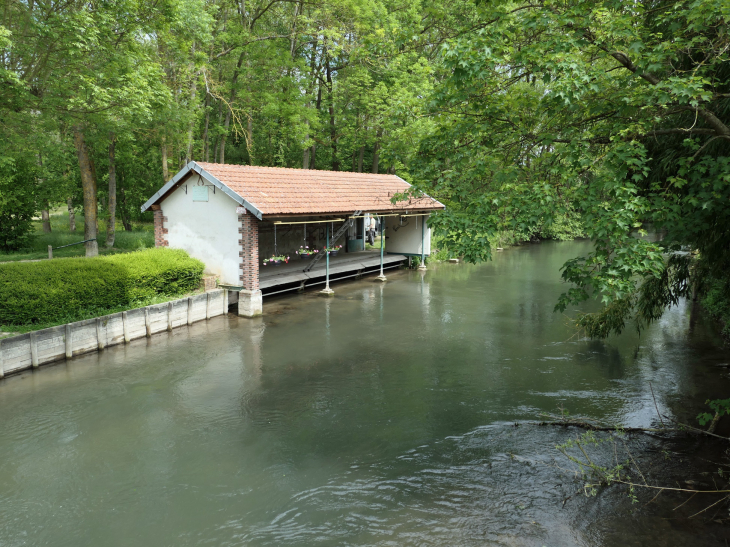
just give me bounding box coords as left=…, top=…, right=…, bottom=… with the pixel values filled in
left=0, top=157, right=38, bottom=251
left=697, top=398, right=730, bottom=427
left=413, top=0, right=730, bottom=337
left=699, top=273, right=730, bottom=338
left=540, top=212, right=586, bottom=241
left=0, top=248, right=204, bottom=325
left=0, top=213, right=154, bottom=262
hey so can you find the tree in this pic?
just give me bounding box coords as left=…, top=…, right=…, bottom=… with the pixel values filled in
left=415, top=0, right=730, bottom=336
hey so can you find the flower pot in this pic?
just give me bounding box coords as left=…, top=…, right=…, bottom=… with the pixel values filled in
left=299, top=254, right=311, bottom=260
left=272, top=260, right=282, bottom=266
left=329, top=250, right=339, bottom=257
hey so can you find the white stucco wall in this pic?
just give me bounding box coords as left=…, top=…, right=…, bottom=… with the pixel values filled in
left=162, top=179, right=240, bottom=285
left=384, top=214, right=431, bottom=256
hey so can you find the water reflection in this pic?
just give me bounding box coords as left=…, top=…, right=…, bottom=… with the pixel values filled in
left=0, top=241, right=728, bottom=546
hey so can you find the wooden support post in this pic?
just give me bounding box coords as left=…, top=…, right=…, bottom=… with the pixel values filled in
left=30, top=331, right=39, bottom=368
left=222, top=289, right=228, bottom=315
left=187, top=297, right=193, bottom=325
left=48, top=245, right=53, bottom=259
left=376, top=218, right=387, bottom=281
left=206, top=292, right=211, bottom=320
left=0, top=339, right=5, bottom=379
left=167, top=302, right=174, bottom=331
left=65, top=323, right=73, bottom=359
left=144, top=308, right=151, bottom=337
left=122, top=311, right=130, bottom=343
left=96, top=318, right=105, bottom=350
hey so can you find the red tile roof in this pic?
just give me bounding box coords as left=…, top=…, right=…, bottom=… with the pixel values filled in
left=195, top=162, right=444, bottom=216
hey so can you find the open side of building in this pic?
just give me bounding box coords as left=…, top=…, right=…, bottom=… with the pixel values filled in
left=142, top=161, right=444, bottom=316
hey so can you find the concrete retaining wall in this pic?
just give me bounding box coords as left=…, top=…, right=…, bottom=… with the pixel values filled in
left=0, top=289, right=228, bottom=378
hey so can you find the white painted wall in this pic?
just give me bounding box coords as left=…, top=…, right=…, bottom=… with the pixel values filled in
left=384, top=214, right=431, bottom=256
left=162, top=179, right=240, bottom=284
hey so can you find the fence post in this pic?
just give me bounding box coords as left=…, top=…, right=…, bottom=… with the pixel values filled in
left=187, top=297, right=193, bottom=325
left=144, top=308, right=151, bottom=337
left=48, top=245, right=53, bottom=259
left=65, top=323, right=73, bottom=359
left=223, top=289, right=228, bottom=315
left=167, top=302, right=174, bottom=332
left=206, top=292, right=211, bottom=320
left=30, top=332, right=39, bottom=368
left=122, top=312, right=130, bottom=343
left=0, top=339, right=4, bottom=379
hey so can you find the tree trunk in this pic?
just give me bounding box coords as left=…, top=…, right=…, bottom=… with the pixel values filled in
left=89, top=153, right=99, bottom=238
left=358, top=146, right=364, bottom=173
left=303, top=123, right=310, bottom=168
left=326, top=58, right=338, bottom=171
left=186, top=75, right=197, bottom=163
left=372, top=128, right=383, bottom=173
left=37, top=152, right=51, bottom=233
left=221, top=50, right=247, bottom=164
left=106, top=133, right=117, bottom=247
left=73, top=127, right=99, bottom=257
left=67, top=197, right=76, bottom=231
left=311, top=85, right=322, bottom=169
left=118, top=178, right=132, bottom=232
left=247, top=113, right=254, bottom=165
left=161, top=136, right=170, bottom=181
left=41, top=206, right=51, bottom=233
left=203, top=93, right=210, bottom=162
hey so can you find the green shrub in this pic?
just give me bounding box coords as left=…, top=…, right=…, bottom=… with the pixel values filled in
left=0, top=248, right=204, bottom=325
left=0, top=157, right=38, bottom=251
left=700, top=275, right=730, bottom=338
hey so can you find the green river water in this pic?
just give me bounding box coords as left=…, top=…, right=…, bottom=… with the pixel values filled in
left=1, top=241, right=729, bottom=546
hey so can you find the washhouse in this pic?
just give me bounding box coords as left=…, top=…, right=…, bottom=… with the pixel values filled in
left=141, top=161, right=444, bottom=316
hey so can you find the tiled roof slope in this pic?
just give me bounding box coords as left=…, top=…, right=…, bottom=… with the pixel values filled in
left=196, top=162, right=444, bottom=216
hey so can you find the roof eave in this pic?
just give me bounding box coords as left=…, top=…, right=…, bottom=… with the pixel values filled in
left=140, top=161, right=264, bottom=220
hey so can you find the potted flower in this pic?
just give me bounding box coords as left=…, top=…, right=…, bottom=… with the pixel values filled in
left=296, top=246, right=319, bottom=260
left=325, top=244, right=342, bottom=257
left=263, top=255, right=289, bottom=266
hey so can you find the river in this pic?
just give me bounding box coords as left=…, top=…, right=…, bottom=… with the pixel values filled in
left=1, top=241, right=728, bottom=546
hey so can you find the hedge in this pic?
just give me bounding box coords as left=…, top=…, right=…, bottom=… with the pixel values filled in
left=0, top=248, right=205, bottom=325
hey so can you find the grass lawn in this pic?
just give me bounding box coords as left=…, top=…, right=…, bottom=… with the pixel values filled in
left=0, top=211, right=154, bottom=262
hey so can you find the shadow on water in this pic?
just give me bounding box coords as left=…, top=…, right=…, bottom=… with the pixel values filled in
left=0, top=241, right=729, bottom=546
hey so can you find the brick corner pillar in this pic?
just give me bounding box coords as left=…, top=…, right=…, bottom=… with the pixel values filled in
left=237, top=211, right=262, bottom=317
left=151, top=204, right=169, bottom=247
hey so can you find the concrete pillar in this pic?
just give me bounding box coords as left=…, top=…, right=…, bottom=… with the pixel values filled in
left=238, top=289, right=263, bottom=317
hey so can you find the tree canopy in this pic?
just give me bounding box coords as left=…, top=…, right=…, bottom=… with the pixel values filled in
left=1, top=0, right=728, bottom=335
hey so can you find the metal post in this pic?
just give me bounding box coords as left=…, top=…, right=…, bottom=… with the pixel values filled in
left=48, top=245, right=53, bottom=259
left=418, top=215, right=427, bottom=270
left=321, top=222, right=334, bottom=295
left=376, top=215, right=386, bottom=281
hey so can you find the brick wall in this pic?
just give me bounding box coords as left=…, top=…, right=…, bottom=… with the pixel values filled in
left=152, top=204, right=168, bottom=247
left=239, top=213, right=259, bottom=290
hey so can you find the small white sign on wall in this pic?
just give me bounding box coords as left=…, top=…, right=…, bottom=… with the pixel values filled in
left=236, top=206, right=247, bottom=214
left=192, top=186, right=209, bottom=202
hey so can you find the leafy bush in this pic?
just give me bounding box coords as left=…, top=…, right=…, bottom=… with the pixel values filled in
left=540, top=212, right=586, bottom=241
left=700, top=274, right=730, bottom=338
left=0, top=248, right=204, bottom=325
left=0, top=157, right=38, bottom=251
